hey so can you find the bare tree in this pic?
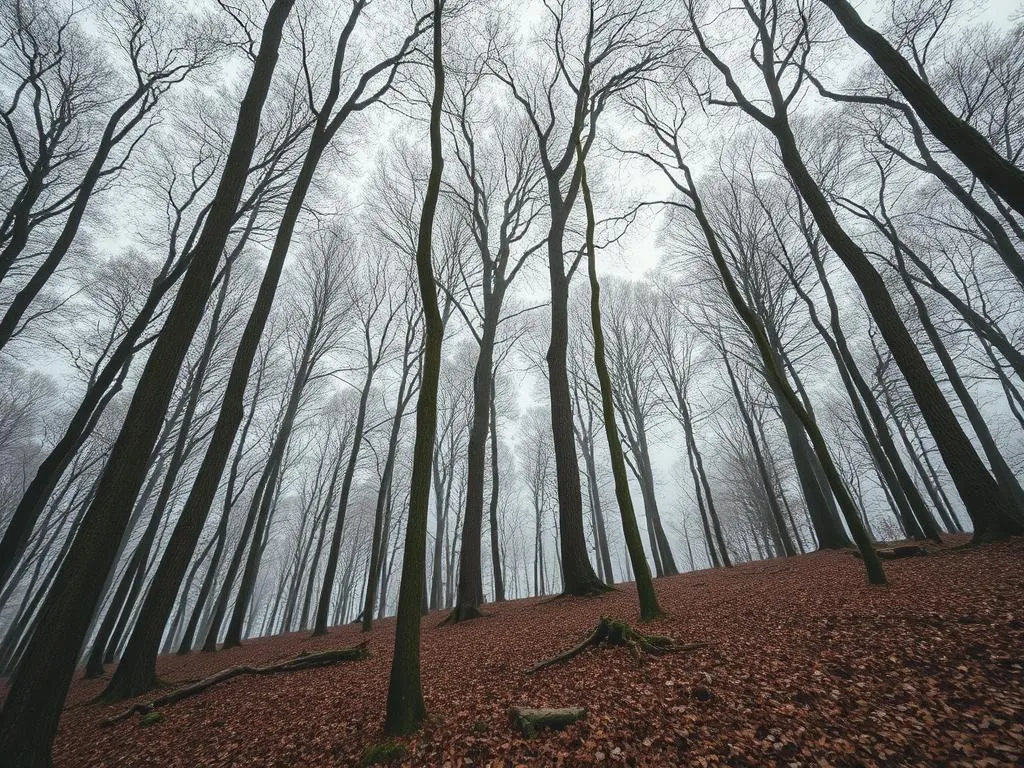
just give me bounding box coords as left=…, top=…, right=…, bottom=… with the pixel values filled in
left=0, top=0, right=219, bottom=350
left=0, top=2, right=297, bottom=758
left=491, top=0, right=673, bottom=596
left=444, top=62, right=545, bottom=622
left=385, top=0, right=446, bottom=737
left=684, top=0, right=1019, bottom=539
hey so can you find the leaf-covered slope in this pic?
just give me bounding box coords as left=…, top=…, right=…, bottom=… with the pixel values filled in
left=31, top=537, right=1024, bottom=766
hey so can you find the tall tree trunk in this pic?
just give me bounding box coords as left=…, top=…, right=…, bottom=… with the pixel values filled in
left=791, top=237, right=941, bottom=541
left=384, top=0, right=445, bottom=735
left=362, top=368, right=412, bottom=630
left=723, top=362, right=797, bottom=558
left=314, top=358, right=376, bottom=634
left=90, top=260, right=232, bottom=675
left=579, top=148, right=658, bottom=618
left=895, top=260, right=1024, bottom=518
left=677, top=397, right=729, bottom=566
left=769, top=118, right=1017, bottom=540
left=677, top=162, right=885, bottom=583
left=0, top=5, right=295, bottom=756
left=546, top=211, right=605, bottom=595
left=446, top=321, right=497, bottom=622
left=819, top=0, right=1024, bottom=217
left=487, top=392, right=506, bottom=602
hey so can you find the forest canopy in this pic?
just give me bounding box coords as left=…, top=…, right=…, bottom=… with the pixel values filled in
left=1, top=0, right=1022, bottom=764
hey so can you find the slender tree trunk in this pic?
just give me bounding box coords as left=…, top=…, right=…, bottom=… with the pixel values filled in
left=724, top=363, right=797, bottom=557
left=488, top=391, right=506, bottom=602
left=896, top=264, right=1024, bottom=518
left=794, top=241, right=941, bottom=541
left=579, top=148, right=658, bottom=618
left=384, top=1, right=445, bottom=734
left=769, top=117, right=1016, bottom=539
left=447, top=320, right=498, bottom=622
left=679, top=163, right=885, bottom=583
left=677, top=397, right=729, bottom=566
left=0, top=6, right=295, bottom=755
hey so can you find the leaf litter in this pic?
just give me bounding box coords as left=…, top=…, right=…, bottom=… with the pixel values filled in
left=12, top=536, right=1023, bottom=767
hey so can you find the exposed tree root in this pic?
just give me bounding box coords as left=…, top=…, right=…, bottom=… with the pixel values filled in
left=100, top=642, right=369, bottom=726
left=850, top=543, right=933, bottom=561
left=510, top=706, right=586, bottom=736
left=562, top=579, right=616, bottom=597
left=524, top=616, right=708, bottom=674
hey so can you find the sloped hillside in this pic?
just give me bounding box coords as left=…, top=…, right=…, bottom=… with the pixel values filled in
left=42, top=538, right=1024, bottom=767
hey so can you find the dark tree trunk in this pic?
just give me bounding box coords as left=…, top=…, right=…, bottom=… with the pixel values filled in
left=0, top=4, right=295, bottom=753
left=446, top=322, right=497, bottom=622
left=792, top=235, right=942, bottom=541
left=677, top=396, right=729, bottom=567
left=723, top=360, right=797, bottom=558
left=675, top=162, right=885, bottom=583
left=546, top=214, right=605, bottom=595
left=819, top=0, right=1024, bottom=218
left=576, top=415, right=615, bottom=582
left=314, top=366, right=374, bottom=636
left=384, top=0, right=444, bottom=735
left=362, top=369, right=411, bottom=630
left=895, top=258, right=1024, bottom=519
left=691, top=2, right=1017, bottom=539
left=488, top=392, right=506, bottom=602
left=770, top=121, right=1018, bottom=540
left=578, top=150, right=658, bottom=618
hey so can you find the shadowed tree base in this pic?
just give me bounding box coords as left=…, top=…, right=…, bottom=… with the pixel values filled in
left=561, top=578, right=615, bottom=598
left=973, top=518, right=1024, bottom=543
left=441, top=604, right=486, bottom=625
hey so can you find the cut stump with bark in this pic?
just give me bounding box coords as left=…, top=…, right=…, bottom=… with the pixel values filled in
left=510, top=707, right=586, bottom=737
left=100, top=642, right=369, bottom=726
left=524, top=616, right=708, bottom=674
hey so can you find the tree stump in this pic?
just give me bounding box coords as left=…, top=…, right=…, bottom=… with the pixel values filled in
left=510, top=707, right=586, bottom=737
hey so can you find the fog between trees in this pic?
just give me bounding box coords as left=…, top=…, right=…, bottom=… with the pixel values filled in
left=0, top=0, right=1022, bottom=760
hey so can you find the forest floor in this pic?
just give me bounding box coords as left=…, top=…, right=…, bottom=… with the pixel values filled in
left=13, top=536, right=1024, bottom=767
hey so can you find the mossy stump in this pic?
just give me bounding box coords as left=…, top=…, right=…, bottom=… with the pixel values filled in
left=358, top=740, right=408, bottom=766
left=510, top=707, right=586, bottom=737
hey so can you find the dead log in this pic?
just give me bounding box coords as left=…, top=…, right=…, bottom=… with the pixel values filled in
left=100, top=642, right=369, bottom=726
left=877, top=544, right=928, bottom=559
left=524, top=616, right=708, bottom=674
left=510, top=707, right=586, bottom=736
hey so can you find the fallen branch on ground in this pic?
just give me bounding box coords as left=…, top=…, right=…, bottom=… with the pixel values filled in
left=524, top=616, right=708, bottom=674
left=101, top=642, right=369, bottom=726
left=877, top=544, right=928, bottom=559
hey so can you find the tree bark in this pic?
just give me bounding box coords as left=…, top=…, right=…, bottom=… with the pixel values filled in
left=0, top=3, right=295, bottom=760
left=819, top=0, right=1024, bottom=218
left=384, top=0, right=445, bottom=736
left=578, top=147, right=657, bottom=618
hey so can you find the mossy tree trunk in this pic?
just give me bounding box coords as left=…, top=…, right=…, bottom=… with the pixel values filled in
left=578, top=146, right=660, bottom=621
left=384, top=0, right=445, bottom=737
left=0, top=2, right=297, bottom=761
